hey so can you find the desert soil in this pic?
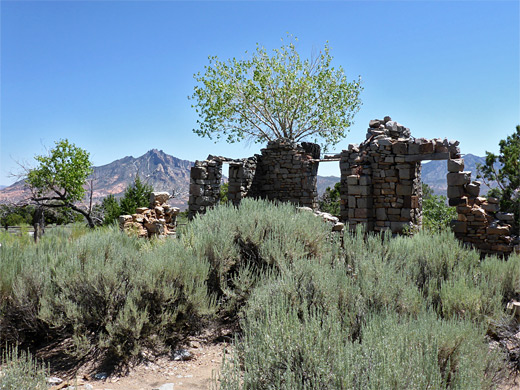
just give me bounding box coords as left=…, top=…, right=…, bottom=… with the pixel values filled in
left=47, top=340, right=228, bottom=390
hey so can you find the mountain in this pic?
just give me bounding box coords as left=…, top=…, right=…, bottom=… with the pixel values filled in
left=421, top=154, right=497, bottom=196
left=0, top=149, right=194, bottom=209
left=316, top=176, right=340, bottom=195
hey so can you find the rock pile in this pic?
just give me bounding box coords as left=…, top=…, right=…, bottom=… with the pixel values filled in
left=367, top=116, right=411, bottom=139
left=119, top=192, right=179, bottom=238
left=448, top=159, right=519, bottom=256
left=297, top=206, right=345, bottom=232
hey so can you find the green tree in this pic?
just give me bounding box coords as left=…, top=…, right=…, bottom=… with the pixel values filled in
left=25, top=139, right=96, bottom=229
left=318, top=182, right=341, bottom=217
left=119, top=175, right=153, bottom=216
left=477, top=125, right=520, bottom=228
left=190, top=35, right=363, bottom=151
left=219, top=182, right=229, bottom=204
left=421, top=183, right=457, bottom=231
left=101, top=194, right=122, bottom=225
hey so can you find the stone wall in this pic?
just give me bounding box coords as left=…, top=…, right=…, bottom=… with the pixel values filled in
left=448, top=159, right=518, bottom=256
left=247, top=139, right=320, bottom=209
left=227, top=157, right=257, bottom=206
left=188, top=158, right=223, bottom=220
left=187, top=117, right=518, bottom=256
left=339, top=117, right=458, bottom=233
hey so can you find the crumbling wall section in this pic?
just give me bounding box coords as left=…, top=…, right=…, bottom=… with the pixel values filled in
left=248, top=139, right=320, bottom=209
left=188, top=157, right=223, bottom=220
left=227, top=157, right=257, bottom=206
left=448, top=158, right=518, bottom=256
left=340, top=117, right=458, bottom=233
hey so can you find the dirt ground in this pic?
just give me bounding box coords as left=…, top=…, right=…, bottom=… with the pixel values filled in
left=47, top=340, right=228, bottom=390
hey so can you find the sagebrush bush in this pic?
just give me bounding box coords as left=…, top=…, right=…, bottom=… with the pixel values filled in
left=0, top=225, right=214, bottom=361
left=182, top=198, right=339, bottom=318
left=221, top=281, right=502, bottom=390
left=0, top=345, right=48, bottom=390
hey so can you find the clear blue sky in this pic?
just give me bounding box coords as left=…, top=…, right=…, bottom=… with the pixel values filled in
left=1, top=1, right=518, bottom=185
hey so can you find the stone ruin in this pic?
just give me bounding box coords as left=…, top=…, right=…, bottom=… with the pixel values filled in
left=119, top=192, right=179, bottom=238
left=188, top=117, right=518, bottom=256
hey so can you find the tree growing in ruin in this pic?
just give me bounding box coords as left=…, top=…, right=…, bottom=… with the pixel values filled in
left=25, top=139, right=96, bottom=231
left=190, top=35, right=363, bottom=151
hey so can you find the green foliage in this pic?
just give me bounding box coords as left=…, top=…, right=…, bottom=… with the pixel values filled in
left=101, top=194, right=122, bottom=225
left=0, top=226, right=213, bottom=361
left=26, top=139, right=92, bottom=203
left=477, top=125, right=520, bottom=227
left=422, top=183, right=457, bottom=231
left=2, top=198, right=519, bottom=381
left=318, top=182, right=340, bottom=217
left=190, top=35, right=363, bottom=150
left=218, top=225, right=515, bottom=388
left=0, top=205, right=33, bottom=228
left=0, top=345, right=48, bottom=390
left=219, top=182, right=229, bottom=204
left=119, top=175, right=153, bottom=216
left=182, top=198, right=339, bottom=318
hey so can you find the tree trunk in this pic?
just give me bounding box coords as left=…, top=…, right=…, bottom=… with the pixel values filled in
left=33, top=207, right=45, bottom=243
left=70, top=204, right=95, bottom=229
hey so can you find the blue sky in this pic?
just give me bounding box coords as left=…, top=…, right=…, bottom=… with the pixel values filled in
left=1, top=1, right=519, bottom=185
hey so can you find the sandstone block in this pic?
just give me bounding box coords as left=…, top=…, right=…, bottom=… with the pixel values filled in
left=487, top=225, right=510, bottom=235
left=447, top=185, right=465, bottom=199
left=376, top=208, right=387, bottom=220
left=450, top=220, right=467, bottom=233
left=465, top=181, right=480, bottom=197
left=118, top=215, right=132, bottom=225
left=447, top=159, right=464, bottom=172
left=482, top=203, right=499, bottom=213
left=447, top=172, right=471, bottom=186
left=396, top=185, right=412, bottom=196
left=347, top=175, right=359, bottom=185
left=419, top=141, right=434, bottom=154
left=392, top=142, right=407, bottom=154
left=150, top=192, right=170, bottom=206
left=191, top=167, right=207, bottom=180
left=359, top=175, right=372, bottom=186
left=496, top=212, right=514, bottom=222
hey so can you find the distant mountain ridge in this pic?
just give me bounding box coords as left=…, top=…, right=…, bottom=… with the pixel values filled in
left=0, top=149, right=194, bottom=209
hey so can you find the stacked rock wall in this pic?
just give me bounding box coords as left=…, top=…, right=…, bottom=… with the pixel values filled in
left=119, top=192, right=179, bottom=237
left=248, top=139, right=320, bottom=209
left=188, top=158, right=223, bottom=220
left=340, top=117, right=457, bottom=233
left=448, top=159, right=518, bottom=256
left=227, top=157, right=257, bottom=206
left=187, top=117, right=518, bottom=256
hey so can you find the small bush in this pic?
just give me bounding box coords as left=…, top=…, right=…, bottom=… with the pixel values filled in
left=0, top=345, right=48, bottom=390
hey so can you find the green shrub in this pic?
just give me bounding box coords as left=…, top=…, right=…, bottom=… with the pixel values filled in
left=182, top=198, right=339, bottom=318
left=0, top=345, right=48, bottom=390
left=221, top=285, right=502, bottom=390
left=1, top=226, right=214, bottom=361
